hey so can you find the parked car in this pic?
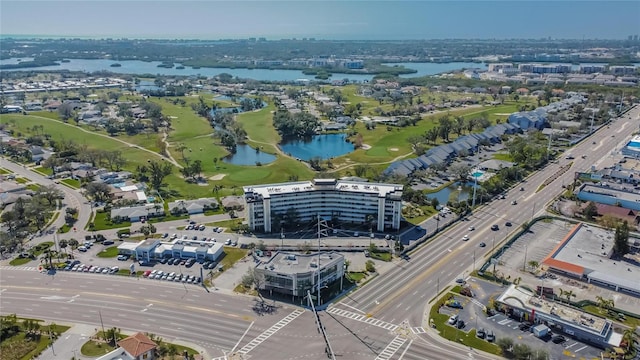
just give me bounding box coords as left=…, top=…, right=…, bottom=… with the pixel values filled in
left=552, top=335, right=566, bottom=344
left=476, top=328, right=486, bottom=339
left=468, top=226, right=475, bottom=231
left=448, top=315, right=459, bottom=325
left=491, top=224, right=499, bottom=231
left=486, top=331, right=495, bottom=342
left=158, top=258, right=168, bottom=264
left=117, top=254, right=129, bottom=261
left=103, top=240, right=115, bottom=245
left=456, top=320, right=465, bottom=329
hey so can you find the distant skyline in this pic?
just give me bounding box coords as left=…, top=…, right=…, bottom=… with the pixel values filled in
left=1, top=1, right=639, bottom=40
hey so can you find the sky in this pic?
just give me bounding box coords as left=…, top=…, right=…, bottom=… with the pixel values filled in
left=1, top=1, right=639, bottom=40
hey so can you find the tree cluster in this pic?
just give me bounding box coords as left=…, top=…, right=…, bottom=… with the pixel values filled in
left=0, top=185, right=63, bottom=252
left=273, top=110, right=320, bottom=139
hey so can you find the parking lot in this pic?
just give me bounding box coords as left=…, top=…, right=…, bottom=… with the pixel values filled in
left=439, top=277, right=603, bottom=360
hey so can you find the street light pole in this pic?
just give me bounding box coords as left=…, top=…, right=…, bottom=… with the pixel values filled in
left=523, top=245, right=528, bottom=272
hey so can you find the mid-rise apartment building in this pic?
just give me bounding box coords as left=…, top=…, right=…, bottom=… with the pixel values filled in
left=243, top=179, right=403, bottom=233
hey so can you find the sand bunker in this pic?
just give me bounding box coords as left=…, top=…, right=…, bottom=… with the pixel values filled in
left=209, top=174, right=227, bottom=181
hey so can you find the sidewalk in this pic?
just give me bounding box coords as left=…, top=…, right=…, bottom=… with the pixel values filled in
left=36, top=322, right=211, bottom=360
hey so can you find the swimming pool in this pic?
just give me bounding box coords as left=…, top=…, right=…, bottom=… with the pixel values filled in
left=472, top=171, right=484, bottom=178
left=627, top=141, right=640, bottom=148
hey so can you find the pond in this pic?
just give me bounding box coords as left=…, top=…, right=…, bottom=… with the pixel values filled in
left=279, top=133, right=354, bottom=161
left=223, top=144, right=276, bottom=166
left=425, top=181, right=480, bottom=205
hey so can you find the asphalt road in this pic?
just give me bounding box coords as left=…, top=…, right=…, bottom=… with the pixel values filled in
left=330, top=105, right=640, bottom=358
left=1, top=105, right=637, bottom=360
left=0, top=159, right=92, bottom=234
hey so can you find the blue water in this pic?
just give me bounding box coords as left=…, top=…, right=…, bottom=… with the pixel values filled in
left=472, top=171, right=483, bottom=178
left=0, top=58, right=375, bottom=82
left=223, top=144, right=276, bottom=165
left=279, top=133, right=354, bottom=161
left=425, top=181, right=480, bottom=205
left=112, top=182, right=127, bottom=188
left=627, top=141, right=640, bottom=148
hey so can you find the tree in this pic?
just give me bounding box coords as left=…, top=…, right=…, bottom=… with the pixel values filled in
left=512, top=343, right=532, bottom=360
left=148, top=160, right=173, bottom=191
left=496, top=337, right=513, bottom=355
left=621, top=328, right=637, bottom=355
left=57, top=103, right=75, bottom=122
left=365, top=260, right=376, bottom=273
left=583, top=201, right=598, bottom=220
left=36, top=184, right=64, bottom=207
left=85, top=182, right=112, bottom=203
left=140, top=223, right=157, bottom=236
left=58, top=239, right=68, bottom=255
left=613, top=221, right=630, bottom=257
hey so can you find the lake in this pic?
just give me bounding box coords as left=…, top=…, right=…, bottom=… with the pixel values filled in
left=1, top=58, right=375, bottom=82
left=279, top=133, right=354, bottom=161
left=223, top=144, right=276, bottom=165
left=1, top=58, right=499, bottom=81
left=425, top=181, right=480, bottom=205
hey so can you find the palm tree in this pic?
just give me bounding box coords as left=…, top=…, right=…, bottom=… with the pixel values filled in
left=621, top=328, right=637, bottom=354
left=563, top=289, right=576, bottom=304
left=59, top=239, right=68, bottom=256
left=207, top=270, right=215, bottom=289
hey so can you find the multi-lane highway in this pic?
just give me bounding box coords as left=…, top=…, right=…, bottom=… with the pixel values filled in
left=1, top=105, right=638, bottom=359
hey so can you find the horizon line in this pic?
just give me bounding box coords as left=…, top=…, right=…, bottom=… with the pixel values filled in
left=0, top=34, right=634, bottom=42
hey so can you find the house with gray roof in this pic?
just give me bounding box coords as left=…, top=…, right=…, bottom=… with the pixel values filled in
left=168, top=198, right=219, bottom=215
left=110, top=204, right=165, bottom=222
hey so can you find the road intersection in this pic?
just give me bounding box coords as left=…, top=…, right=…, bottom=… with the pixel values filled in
left=1, top=106, right=638, bottom=359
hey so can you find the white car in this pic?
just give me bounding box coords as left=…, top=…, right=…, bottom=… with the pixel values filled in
left=224, top=239, right=232, bottom=245
left=448, top=314, right=459, bottom=325
left=468, top=226, right=475, bottom=231
left=462, top=235, right=469, bottom=241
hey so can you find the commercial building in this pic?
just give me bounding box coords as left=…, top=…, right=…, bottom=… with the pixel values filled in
left=254, top=251, right=345, bottom=298
left=243, top=179, right=403, bottom=233
left=496, top=285, right=621, bottom=349
left=117, top=238, right=224, bottom=263
left=541, top=223, right=640, bottom=297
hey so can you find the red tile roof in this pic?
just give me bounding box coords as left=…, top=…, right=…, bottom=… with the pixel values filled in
left=117, top=332, right=157, bottom=358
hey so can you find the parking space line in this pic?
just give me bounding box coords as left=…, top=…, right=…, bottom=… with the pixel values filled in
left=565, top=342, right=578, bottom=349
left=574, top=345, right=587, bottom=352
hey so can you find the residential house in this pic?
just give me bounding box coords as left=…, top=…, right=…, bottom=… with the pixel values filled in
left=168, top=198, right=219, bottom=215
left=110, top=204, right=164, bottom=222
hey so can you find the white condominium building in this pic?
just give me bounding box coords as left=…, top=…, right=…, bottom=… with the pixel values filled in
left=243, top=179, right=403, bottom=233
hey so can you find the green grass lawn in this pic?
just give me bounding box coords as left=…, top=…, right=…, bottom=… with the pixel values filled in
left=80, top=340, right=116, bottom=356
left=0, top=167, right=10, bottom=174
left=0, top=321, right=70, bottom=360
left=26, top=184, right=41, bottom=191
left=0, top=114, right=166, bottom=172
left=9, top=257, right=32, bottom=266
left=97, top=246, right=119, bottom=258
left=15, top=177, right=29, bottom=184
left=93, top=211, right=131, bottom=230
left=347, top=271, right=367, bottom=283
left=370, top=251, right=392, bottom=262
left=214, top=248, right=248, bottom=275
left=204, top=218, right=245, bottom=229
left=32, top=166, right=52, bottom=175
left=236, top=103, right=280, bottom=144
left=61, top=178, right=81, bottom=189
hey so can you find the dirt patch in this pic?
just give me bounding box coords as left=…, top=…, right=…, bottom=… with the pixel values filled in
left=361, top=144, right=372, bottom=150
left=389, top=147, right=399, bottom=152
left=493, top=113, right=512, bottom=116
left=209, top=174, right=227, bottom=181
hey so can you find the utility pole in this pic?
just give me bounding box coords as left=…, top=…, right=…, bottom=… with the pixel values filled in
left=590, top=109, right=595, bottom=133
left=98, top=310, right=106, bottom=343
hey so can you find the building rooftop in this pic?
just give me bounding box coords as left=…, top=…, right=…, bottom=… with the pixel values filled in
left=497, top=285, right=609, bottom=336
left=258, top=251, right=343, bottom=274
left=544, top=223, right=639, bottom=293
left=244, top=179, right=402, bottom=199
